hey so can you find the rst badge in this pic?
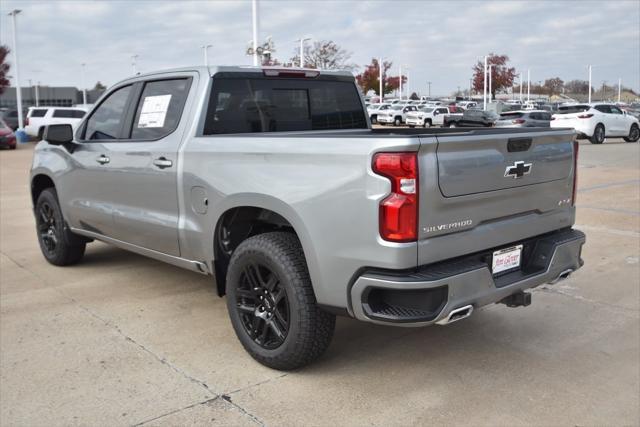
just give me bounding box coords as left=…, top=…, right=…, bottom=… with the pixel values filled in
left=504, top=161, right=532, bottom=179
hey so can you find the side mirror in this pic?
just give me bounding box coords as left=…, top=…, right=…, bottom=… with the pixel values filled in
left=433, top=111, right=439, bottom=116
left=44, top=124, right=74, bottom=145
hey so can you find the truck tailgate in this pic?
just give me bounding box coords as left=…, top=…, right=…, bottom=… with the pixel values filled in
left=417, top=129, right=577, bottom=266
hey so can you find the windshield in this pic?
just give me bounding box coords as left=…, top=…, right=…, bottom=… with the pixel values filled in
left=204, top=77, right=368, bottom=134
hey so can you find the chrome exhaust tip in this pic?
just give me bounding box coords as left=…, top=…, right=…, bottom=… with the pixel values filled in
left=549, top=268, right=574, bottom=284
left=436, top=304, right=474, bottom=325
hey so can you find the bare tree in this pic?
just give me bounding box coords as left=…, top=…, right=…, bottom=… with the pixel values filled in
left=290, top=40, right=357, bottom=71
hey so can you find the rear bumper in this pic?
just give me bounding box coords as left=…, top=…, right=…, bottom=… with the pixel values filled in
left=349, top=228, right=585, bottom=327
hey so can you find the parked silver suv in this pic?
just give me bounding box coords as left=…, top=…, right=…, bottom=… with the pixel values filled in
left=31, top=66, right=585, bottom=369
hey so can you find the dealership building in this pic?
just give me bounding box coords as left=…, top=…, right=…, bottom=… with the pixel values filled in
left=0, top=85, right=105, bottom=109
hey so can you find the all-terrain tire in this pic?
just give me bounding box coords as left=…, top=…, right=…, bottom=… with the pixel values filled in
left=226, top=232, right=335, bottom=370
left=35, top=188, right=86, bottom=266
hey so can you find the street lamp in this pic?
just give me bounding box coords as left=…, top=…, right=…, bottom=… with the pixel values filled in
left=378, top=57, right=385, bottom=104
left=252, top=0, right=259, bottom=66
left=81, top=63, right=87, bottom=106
left=8, top=9, right=24, bottom=130
left=483, top=56, right=487, bottom=110
left=295, top=36, right=311, bottom=68
left=588, top=65, right=592, bottom=103
left=202, top=44, right=212, bottom=66
left=527, top=69, right=531, bottom=102
left=488, top=64, right=493, bottom=102
left=427, top=81, right=432, bottom=99
left=131, top=54, right=139, bottom=75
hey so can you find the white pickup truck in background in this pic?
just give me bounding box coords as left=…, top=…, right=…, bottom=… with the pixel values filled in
left=25, top=107, right=87, bottom=140
left=405, top=106, right=450, bottom=128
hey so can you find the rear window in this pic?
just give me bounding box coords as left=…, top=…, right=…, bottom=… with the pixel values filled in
left=204, top=77, right=367, bottom=134
left=52, top=109, right=85, bottom=118
left=500, top=112, right=524, bottom=119
left=29, top=109, right=48, bottom=117
left=557, top=105, right=590, bottom=114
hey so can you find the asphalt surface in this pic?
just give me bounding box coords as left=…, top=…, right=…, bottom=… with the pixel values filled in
left=1, top=139, right=639, bottom=426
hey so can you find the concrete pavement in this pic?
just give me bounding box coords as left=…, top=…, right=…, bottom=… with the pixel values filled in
left=1, top=139, right=638, bottom=426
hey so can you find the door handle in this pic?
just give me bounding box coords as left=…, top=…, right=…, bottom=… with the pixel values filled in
left=153, top=157, right=173, bottom=169
left=96, top=155, right=110, bottom=164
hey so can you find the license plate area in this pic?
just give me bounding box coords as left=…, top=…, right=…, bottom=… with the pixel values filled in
left=492, top=244, right=523, bottom=275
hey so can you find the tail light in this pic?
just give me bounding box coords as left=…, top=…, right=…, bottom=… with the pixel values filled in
left=512, top=119, right=526, bottom=124
left=372, top=152, right=418, bottom=242
left=577, top=114, right=593, bottom=119
left=550, top=117, right=556, bottom=120
left=571, top=140, right=579, bottom=206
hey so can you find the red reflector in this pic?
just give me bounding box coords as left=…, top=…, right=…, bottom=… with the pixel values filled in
left=577, top=114, right=594, bottom=119
left=262, top=68, right=320, bottom=78
left=372, top=152, right=418, bottom=242
left=513, top=119, right=526, bottom=124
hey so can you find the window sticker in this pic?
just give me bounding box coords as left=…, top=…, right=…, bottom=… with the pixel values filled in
left=137, top=94, right=172, bottom=128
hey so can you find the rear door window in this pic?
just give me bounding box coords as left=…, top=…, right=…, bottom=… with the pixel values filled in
left=130, top=78, right=191, bottom=140
left=594, top=105, right=612, bottom=114
left=204, top=77, right=367, bottom=134
left=84, top=85, right=132, bottom=140
left=558, top=105, right=590, bottom=114
left=29, top=109, right=48, bottom=118
left=610, top=106, right=623, bottom=115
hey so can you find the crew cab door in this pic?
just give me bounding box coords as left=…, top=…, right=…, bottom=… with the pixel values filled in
left=608, top=105, right=626, bottom=135
left=67, top=75, right=195, bottom=257
left=433, top=108, right=448, bottom=125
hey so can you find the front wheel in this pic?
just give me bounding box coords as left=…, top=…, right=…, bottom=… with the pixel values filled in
left=226, top=232, right=335, bottom=370
left=449, top=122, right=457, bottom=128
left=624, top=124, right=639, bottom=142
left=423, top=119, right=432, bottom=128
left=35, top=188, right=86, bottom=266
left=394, top=117, right=402, bottom=126
left=589, top=124, right=605, bottom=144
left=370, top=115, right=378, bottom=125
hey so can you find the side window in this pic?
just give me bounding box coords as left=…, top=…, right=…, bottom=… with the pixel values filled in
left=130, top=78, right=191, bottom=140
left=438, top=108, right=448, bottom=114
left=84, top=85, right=132, bottom=140
left=594, top=105, right=611, bottom=114
left=53, top=109, right=86, bottom=118
left=610, top=106, right=623, bottom=115
left=30, top=109, right=48, bottom=118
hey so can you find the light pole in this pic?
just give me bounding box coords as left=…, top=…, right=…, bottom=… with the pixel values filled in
left=81, top=63, right=87, bottom=106
left=483, top=56, right=487, bottom=110
left=588, top=65, right=592, bottom=103
left=527, top=69, right=530, bottom=102
left=427, top=81, right=432, bottom=99
left=252, top=0, right=259, bottom=66
left=618, top=78, right=622, bottom=102
left=399, top=65, right=402, bottom=99
left=295, top=36, right=311, bottom=68
left=519, top=72, right=523, bottom=102
left=202, top=44, right=212, bottom=66
left=378, top=57, right=385, bottom=104
left=131, top=54, right=139, bottom=75
left=8, top=9, right=24, bottom=130
left=406, top=67, right=410, bottom=99
left=468, top=78, right=472, bottom=100
left=35, top=81, right=40, bottom=106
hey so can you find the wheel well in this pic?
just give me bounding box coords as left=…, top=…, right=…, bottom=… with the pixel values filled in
left=31, top=174, right=55, bottom=205
left=213, top=206, right=295, bottom=296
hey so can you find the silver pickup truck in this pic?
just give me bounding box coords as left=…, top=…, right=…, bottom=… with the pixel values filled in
left=30, top=66, right=585, bottom=370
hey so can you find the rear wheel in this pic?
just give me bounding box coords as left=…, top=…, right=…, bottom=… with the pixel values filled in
left=394, top=117, right=402, bottom=126
left=623, top=124, right=639, bottom=142
left=226, top=232, right=335, bottom=370
left=589, top=124, right=605, bottom=144
left=35, top=189, right=86, bottom=266
left=449, top=122, right=457, bottom=128
left=423, top=119, right=432, bottom=128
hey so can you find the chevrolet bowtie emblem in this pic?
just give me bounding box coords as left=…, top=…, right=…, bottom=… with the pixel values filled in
left=504, top=161, right=532, bottom=179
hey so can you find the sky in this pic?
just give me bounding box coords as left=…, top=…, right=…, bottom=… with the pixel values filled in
left=1, top=0, right=639, bottom=96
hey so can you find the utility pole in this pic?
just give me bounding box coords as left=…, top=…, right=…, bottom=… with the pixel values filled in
left=9, top=9, right=24, bottom=130
left=483, top=56, right=487, bottom=110
left=131, top=54, right=139, bottom=75
left=406, top=68, right=410, bottom=99
left=379, top=57, right=384, bottom=104
left=35, top=81, right=40, bottom=106
left=601, top=81, right=607, bottom=101
left=81, top=63, right=87, bottom=106
left=527, top=69, right=530, bottom=102
left=468, top=78, right=472, bottom=100
left=399, top=65, right=402, bottom=100
left=427, top=81, right=432, bottom=99
left=202, top=44, right=212, bottom=66
left=296, top=37, right=311, bottom=68
left=252, top=0, right=259, bottom=66
left=588, top=65, right=592, bottom=103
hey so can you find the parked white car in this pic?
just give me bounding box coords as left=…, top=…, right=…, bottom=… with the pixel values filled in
left=551, top=103, right=640, bottom=144
left=405, top=106, right=450, bottom=127
left=367, top=103, right=391, bottom=124
left=377, top=104, right=418, bottom=126
left=457, top=101, right=477, bottom=110
left=25, top=107, right=87, bottom=139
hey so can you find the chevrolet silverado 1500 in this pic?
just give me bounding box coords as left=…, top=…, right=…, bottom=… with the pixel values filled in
left=31, top=66, right=585, bottom=370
